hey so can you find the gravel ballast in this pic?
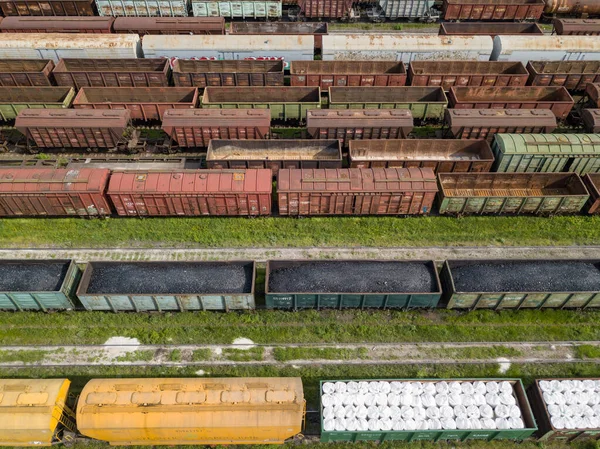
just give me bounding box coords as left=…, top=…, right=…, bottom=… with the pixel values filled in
left=85, top=262, right=253, bottom=294
left=0, top=261, right=69, bottom=292
left=268, top=261, right=437, bottom=293
left=452, top=261, right=600, bottom=293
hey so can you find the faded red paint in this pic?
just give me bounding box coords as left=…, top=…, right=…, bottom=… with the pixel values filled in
left=107, top=169, right=272, bottom=216
left=0, top=168, right=111, bottom=217
left=0, top=16, right=114, bottom=33
left=443, top=0, right=544, bottom=21
left=290, top=61, right=406, bottom=89
left=0, top=0, right=95, bottom=15
left=584, top=174, right=600, bottom=214
left=113, top=17, right=225, bottom=35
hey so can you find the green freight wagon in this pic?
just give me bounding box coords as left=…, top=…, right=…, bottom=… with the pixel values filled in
left=328, top=86, right=447, bottom=122
left=191, top=0, right=282, bottom=17
left=437, top=172, right=589, bottom=215
left=265, top=259, right=442, bottom=310
left=441, top=259, right=600, bottom=309
left=0, top=260, right=80, bottom=311
left=320, top=378, right=537, bottom=442
left=0, top=87, right=74, bottom=121
left=201, top=86, right=320, bottom=122
left=492, top=133, right=600, bottom=174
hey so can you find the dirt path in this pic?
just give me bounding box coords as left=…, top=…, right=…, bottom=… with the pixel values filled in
left=1, top=246, right=600, bottom=263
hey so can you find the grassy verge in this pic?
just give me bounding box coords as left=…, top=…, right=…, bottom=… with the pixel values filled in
left=2, top=215, right=600, bottom=248
left=1, top=309, right=599, bottom=345
left=223, top=347, right=264, bottom=361
left=575, top=345, right=600, bottom=359
left=274, top=347, right=369, bottom=362
left=423, top=346, right=523, bottom=360
left=0, top=349, right=48, bottom=363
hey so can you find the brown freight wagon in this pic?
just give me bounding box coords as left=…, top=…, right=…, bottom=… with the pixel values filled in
left=444, top=109, right=557, bottom=141
left=442, top=0, right=544, bottom=21
left=408, top=61, right=528, bottom=90
left=583, top=174, right=600, bottom=213
left=107, top=169, right=272, bottom=217
left=0, top=167, right=111, bottom=217
left=162, top=109, right=270, bottom=148
left=112, top=17, right=226, bottom=35
left=439, top=22, right=544, bottom=35
left=0, top=17, right=114, bottom=33
left=527, top=61, right=600, bottom=91
left=306, top=109, right=413, bottom=144
left=296, top=0, right=353, bottom=18
left=15, top=109, right=132, bottom=149
left=172, top=60, right=284, bottom=88
left=230, top=22, right=327, bottom=49
left=448, top=86, right=575, bottom=120
left=348, top=139, right=495, bottom=172
left=277, top=167, right=438, bottom=216
left=206, top=139, right=342, bottom=175
left=0, top=59, right=54, bottom=86
left=586, top=83, right=600, bottom=108
left=290, top=61, right=406, bottom=89
left=582, top=109, right=600, bottom=133
left=553, top=19, right=600, bottom=36
left=73, top=87, right=198, bottom=121
left=53, top=59, right=170, bottom=89
left=0, top=0, right=95, bottom=15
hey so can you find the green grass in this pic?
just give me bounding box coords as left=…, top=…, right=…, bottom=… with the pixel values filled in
left=423, top=345, right=523, bottom=360
left=115, top=350, right=155, bottom=362
left=575, top=344, right=600, bottom=359
left=191, top=349, right=212, bottom=361
left=274, top=347, right=369, bottom=362
left=3, top=215, right=600, bottom=248
left=223, top=347, right=265, bottom=362
left=0, top=350, right=47, bottom=363
left=169, top=349, right=182, bottom=362
left=1, top=309, right=599, bottom=345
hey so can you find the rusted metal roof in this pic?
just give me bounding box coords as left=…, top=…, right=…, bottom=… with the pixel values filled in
left=306, top=109, right=413, bottom=128
left=0, top=32, right=140, bottom=51
left=113, top=17, right=225, bottom=34
left=207, top=139, right=342, bottom=161
left=446, top=109, right=557, bottom=127
left=553, top=18, right=600, bottom=35
left=142, top=34, right=314, bottom=52
left=16, top=109, right=130, bottom=128
left=0, top=168, right=110, bottom=193
left=162, top=108, right=270, bottom=126
left=0, top=16, right=114, bottom=32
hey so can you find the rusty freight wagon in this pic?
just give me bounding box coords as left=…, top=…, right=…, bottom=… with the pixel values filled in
left=527, top=61, right=600, bottom=91
left=408, top=61, right=528, bottom=90
left=553, top=19, right=600, bottom=36
left=15, top=109, right=132, bottom=150
left=0, top=17, right=114, bottom=33
left=76, top=261, right=257, bottom=311
left=0, top=86, right=75, bottom=121
left=0, top=59, right=53, bottom=86
left=201, top=87, right=321, bottom=122
left=107, top=169, right=272, bottom=216
left=444, top=109, right=557, bottom=141
left=328, top=87, right=447, bottom=122
left=437, top=172, right=589, bottom=216
left=0, top=167, right=111, bottom=217
left=112, top=17, right=225, bottom=34
left=277, top=167, right=438, bottom=216
left=442, top=0, right=544, bottom=21
left=265, top=260, right=442, bottom=309
left=441, top=259, right=600, bottom=309
left=162, top=109, right=270, bottom=147
left=173, top=60, right=284, bottom=87
left=206, top=139, right=342, bottom=175
left=73, top=87, right=198, bottom=121
left=306, top=109, right=413, bottom=144
left=448, top=86, right=575, bottom=120
left=53, top=59, right=170, bottom=89
left=583, top=173, right=600, bottom=213
left=439, top=22, right=544, bottom=36
left=290, top=61, right=407, bottom=89
left=94, top=0, right=190, bottom=16
left=0, top=0, right=95, bottom=15
left=230, top=22, right=327, bottom=49
left=348, top=139, right=495, bottom=172
left=585, top=83, right=600, bottom=108
left=295, top=0, right=353, bottom=19
left=582, top=109, right=600, bottom=133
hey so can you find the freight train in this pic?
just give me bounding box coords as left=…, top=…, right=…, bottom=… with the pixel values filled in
left=0, top=376, right=599, bottom=447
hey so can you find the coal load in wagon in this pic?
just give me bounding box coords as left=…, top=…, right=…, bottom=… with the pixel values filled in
left=268, top=261, right=437, bottom=293
left=0, top=261, right=69, bottom=292
left=86, top=262, right=253, bottom=294
left=452, top=261, right=600, bottom=293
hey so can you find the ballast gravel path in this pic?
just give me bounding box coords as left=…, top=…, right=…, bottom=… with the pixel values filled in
left=0, top=261, right=69, bottom=292
left=86, top=262, right=253, bottom=294
left=268, top=261, right=437, bottom=293
left=452, top=261, right=600, bottom=292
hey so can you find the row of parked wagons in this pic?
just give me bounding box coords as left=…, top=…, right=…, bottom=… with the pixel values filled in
left=1, top=376, right=597, bottom=447
left=3, top=258, right=600, bottom=311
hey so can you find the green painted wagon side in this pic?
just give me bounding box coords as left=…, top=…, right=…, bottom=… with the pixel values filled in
left=492, top=133, right=600, bottom=174
left=0, top=87, right=75, bottom=121
left=201, top=86, right=320, bottom=121
left=441, top=259, right=600, bottom=310
left=0, top=260, right=80, bottom=311
left=328, top=86, right=447, bottom=121
left=320, top=378, right=537, bottom=443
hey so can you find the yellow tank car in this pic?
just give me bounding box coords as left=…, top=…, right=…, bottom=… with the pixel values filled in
left=76, top=377, right=305, bottom=445
left=0, top=378, right=76, bottom=446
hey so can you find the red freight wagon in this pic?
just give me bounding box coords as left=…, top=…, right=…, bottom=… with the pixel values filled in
left=277, top=167, right=437, bottom=216
left=0, top=0, right=95, bottom=15
left=442, top=0, right=544, bottom=21
left=0, top=168, right=111, bottom=217
left=112, top=17, right=225, bottom=35
left=107, top=169, right=272, bottom=217
left=0, top=17, right=114, bottom=33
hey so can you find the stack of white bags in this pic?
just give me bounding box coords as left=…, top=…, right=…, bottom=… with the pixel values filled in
left=539, top=380, right=600, bottom=430
left=322, top=380, right=525, bottom=432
